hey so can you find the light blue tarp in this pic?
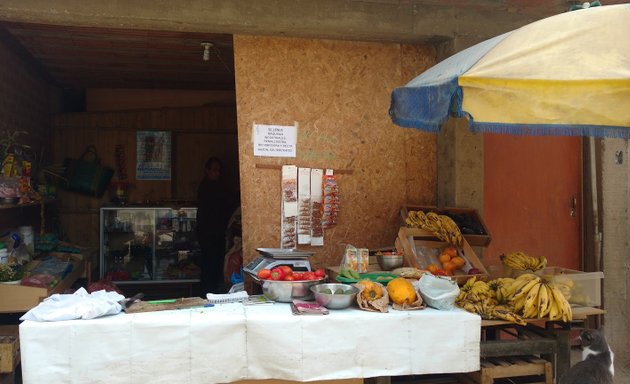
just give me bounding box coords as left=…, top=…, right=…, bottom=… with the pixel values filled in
left=389, top=34, right=510, bottom=132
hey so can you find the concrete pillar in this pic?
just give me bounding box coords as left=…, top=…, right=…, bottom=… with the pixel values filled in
left=600, top=138, right=630, bottom=380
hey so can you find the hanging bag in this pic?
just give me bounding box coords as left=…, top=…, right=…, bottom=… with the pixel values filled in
left=63, top=145, right=114, bottom=197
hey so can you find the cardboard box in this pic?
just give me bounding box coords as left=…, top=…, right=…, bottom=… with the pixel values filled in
left=400, top=205, right=492, bottom=247
left=538, top=267, right=604, bottom=307
left=0, top=253, right=86, bottom=313
left=396, top=227, right=489, bottom=285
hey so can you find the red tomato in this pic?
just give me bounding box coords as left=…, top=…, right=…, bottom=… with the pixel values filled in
left=302, top=271, right=316, bottom=280
left=283, top=275, right=295, bottom=281
left=314, top=268, right=326, bottom=278
left=270, top=267, right=285, bottom=280
left=257, top=269, right=272, bottom=280
left=292, top=272, right=304, bottom=281
left=279, top=265, right=293, bottom=277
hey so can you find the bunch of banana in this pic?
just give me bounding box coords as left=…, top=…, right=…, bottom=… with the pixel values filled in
left=457, top=276, right=495, bottom=303
left=507, top=274, right=573, bottom=321
left=406, top=210, right=463, bottom=246
left=545, top=282, right=573, bottom=321
left=487, top=277, right=515, bottom=304
left=500, top=251, right=547, bottom=272
left=457, top=299, right=526, bottom=325
left=338, top=267, right=361, bottom=280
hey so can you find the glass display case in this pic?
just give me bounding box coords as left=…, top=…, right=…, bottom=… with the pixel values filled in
left=100, top=207, right=201, bottom=283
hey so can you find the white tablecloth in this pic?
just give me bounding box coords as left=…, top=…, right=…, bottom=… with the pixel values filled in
left=19, top=303, right=480, bottom=384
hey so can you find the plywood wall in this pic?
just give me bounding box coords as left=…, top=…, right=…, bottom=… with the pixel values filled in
left=234, top=35, right=438, bottom=268
left=51, top=104, right=238, bottom=246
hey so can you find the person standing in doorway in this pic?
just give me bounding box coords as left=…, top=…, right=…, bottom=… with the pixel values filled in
left=196, top=156, right=233, bottom=296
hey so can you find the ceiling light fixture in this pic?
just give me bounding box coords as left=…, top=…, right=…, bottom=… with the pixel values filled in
left=200, top=42, right=213, bottom=61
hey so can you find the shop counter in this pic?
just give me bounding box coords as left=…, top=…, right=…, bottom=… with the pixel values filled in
left=19, top=302, right=480, bottom=384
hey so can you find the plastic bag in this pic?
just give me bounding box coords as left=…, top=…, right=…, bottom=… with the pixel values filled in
left=415, top=273, right=460, bottom=310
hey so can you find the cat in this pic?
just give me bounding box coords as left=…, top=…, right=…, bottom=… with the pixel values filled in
left=559, top=327, right=614, bottom=384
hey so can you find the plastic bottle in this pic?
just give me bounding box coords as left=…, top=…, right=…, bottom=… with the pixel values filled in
left=18, top=226, right=34, bottom=256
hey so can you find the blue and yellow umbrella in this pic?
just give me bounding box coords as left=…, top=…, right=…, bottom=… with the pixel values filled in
left=389, top=4, right=630, bottom=138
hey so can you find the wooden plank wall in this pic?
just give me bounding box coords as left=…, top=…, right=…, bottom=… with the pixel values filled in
left=51, top=104, right=238, bottom=248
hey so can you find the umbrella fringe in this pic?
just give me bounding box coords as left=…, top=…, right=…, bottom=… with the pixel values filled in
left=469, top=121, right=630, bottom=139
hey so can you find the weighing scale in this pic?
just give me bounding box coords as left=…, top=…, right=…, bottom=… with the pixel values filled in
left=244, top=248, right=314, bottom=277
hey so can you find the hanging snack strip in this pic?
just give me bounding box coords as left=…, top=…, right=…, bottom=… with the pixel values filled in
left=321, top=169, right=339, bottom=229
left=297, top=167, right=312, bottom=245
left=310, top=168, right=324, bottom=246
left=281, top=165, right=298, bottom=248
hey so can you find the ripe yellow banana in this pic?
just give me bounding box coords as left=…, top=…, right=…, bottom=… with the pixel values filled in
left=548, top=296, right=560, bottom=320
left=506, top=274, right=537, bottom=297
left=492, top=307, right=527, bottom=326
left=523, top=282, right=541, bottom=318
left=512, top=277, right=541, bottom=301
left=548, top=284, right=573, bottom=322
left=537, top=284, right=551, bottom=319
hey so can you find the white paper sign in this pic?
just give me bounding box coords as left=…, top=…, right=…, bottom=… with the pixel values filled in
left=253, top=123, right=297, bottom=157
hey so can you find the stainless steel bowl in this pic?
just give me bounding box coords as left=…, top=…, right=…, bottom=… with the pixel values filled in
left=376, top=253, right=404, bottom=271
left=261, top=277, right=326, bottom=302
left=310, top=283, right=359, bottom=309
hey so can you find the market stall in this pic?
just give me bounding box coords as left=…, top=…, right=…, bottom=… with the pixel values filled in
left=19, top=303, right=481, bottom=384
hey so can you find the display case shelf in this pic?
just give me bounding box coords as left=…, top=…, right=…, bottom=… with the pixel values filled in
left=100, top=207, right=201, bottom=283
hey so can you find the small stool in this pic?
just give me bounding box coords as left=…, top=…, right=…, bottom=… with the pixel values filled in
left=464, top=356, right=553, bottom=384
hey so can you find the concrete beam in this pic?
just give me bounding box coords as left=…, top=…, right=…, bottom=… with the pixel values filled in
left=0, top=0, right=570, bottom=44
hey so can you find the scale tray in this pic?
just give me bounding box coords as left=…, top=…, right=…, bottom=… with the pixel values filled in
left=256, top=248, right=314, bottom=259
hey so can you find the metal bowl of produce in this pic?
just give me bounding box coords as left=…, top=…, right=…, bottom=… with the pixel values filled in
left=261, top=277, right=326, bottom=302
left=310, top=283, right=359, bottom=309
left=376, top=252, right=404, bottom=271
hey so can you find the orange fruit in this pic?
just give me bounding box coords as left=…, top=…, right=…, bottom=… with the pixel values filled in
left=442, top=261, right=457, bottom=274
left=427, top=263, right=439, bottom=274
left=451, top=256, right=466, bottom=269
left=443, top=246, right=458, bottom=257
left=438, top=252, right=451, bottom=264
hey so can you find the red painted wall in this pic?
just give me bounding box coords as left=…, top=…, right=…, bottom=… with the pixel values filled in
left=483, top=134, right=581, bottom=271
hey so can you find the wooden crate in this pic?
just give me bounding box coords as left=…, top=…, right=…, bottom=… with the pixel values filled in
left=462, top=356, right=552, bottom=384
left=396, top=227, right=489, bottom=285
left=0, top=331, right=19, bottom=374
left=400, top=205, right=492, bottom=247
left=0, top=253, right=86, bottom=313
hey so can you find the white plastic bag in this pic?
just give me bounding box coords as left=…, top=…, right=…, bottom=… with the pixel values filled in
left=415, top=273, right=460, bottom=310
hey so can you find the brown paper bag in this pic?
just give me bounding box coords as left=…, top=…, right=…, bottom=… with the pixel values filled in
left=391, top=291, right=426, bottom=311
left=354, top=282, right=389, bottom=313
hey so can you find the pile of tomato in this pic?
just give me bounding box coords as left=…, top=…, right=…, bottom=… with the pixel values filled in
left=257, top=265, right=326, bottom=281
